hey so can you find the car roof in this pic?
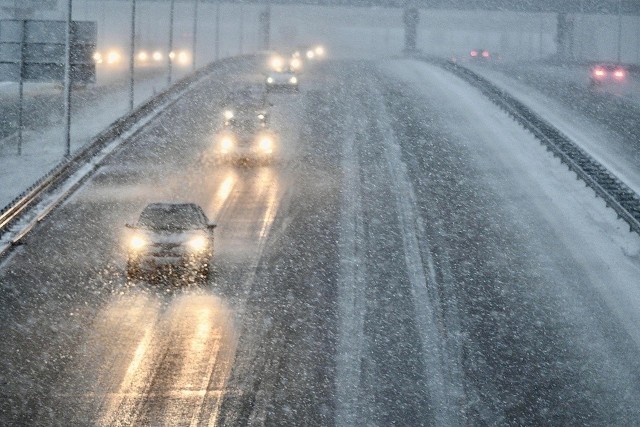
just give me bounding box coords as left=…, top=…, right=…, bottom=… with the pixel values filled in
left=138, top=203, right=208, bottom=229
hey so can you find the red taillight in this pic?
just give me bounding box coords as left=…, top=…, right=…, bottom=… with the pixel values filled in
left=613, top=69, right=625, bottom=79
left=593, top=68, right=606, bottom=78
left=482, top=50, right=490, bottom=58
left=470, top=50, right=478, bottom=57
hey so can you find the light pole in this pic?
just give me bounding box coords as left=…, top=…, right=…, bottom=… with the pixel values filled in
left=215, top=1, right=220, bottom=61
left=63, top=0, right=73, bottom=157
left=168, top=0, right=175, bottom=85
left=129, top=0, right=136, bottom=110
left=192, top=0, right=198, bottom=71
left=239, top=4, right=244, bottom=54
left=616, top=0, right=622, bottom=63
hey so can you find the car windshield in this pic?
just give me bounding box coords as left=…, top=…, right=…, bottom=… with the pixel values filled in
left=137, top=204, right=204, bottom=230
left=228, top=117, right=262, bottom=133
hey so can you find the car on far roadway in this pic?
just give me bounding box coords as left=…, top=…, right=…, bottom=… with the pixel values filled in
left=266, top=70, right=299, bottom=92
left=469, top=48, right=491, bottom=60
left=126, top=203, right=216, bottom=285
left=590, top=63, right=627, bottom=85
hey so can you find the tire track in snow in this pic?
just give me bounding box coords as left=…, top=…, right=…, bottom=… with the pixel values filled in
left=335, top=89, right=368, bottom=426
left=367, top=81, right=465, bottom=425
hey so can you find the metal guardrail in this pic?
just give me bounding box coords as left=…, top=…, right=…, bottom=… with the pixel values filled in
left=0, top=55, right=260, bottom=251
left=424, top=57, right=640, bottom=235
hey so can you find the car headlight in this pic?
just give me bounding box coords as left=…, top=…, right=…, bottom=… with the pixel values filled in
left=267, top=77, right=274, bottom=84
left=289, top=76, right=298, bottom=84
left=224, top=110, right=234, bottom=120
left=259, top=137, right=273, bottom=153
left=138, top=51, right=148, bottom=62
left=129, top=234, right=148, bottom=251
left=107, top=50, right=121, bottom=64
left=270, top=56, right=283, bottom=70
left=306, top=50, right=315, bottom=59
left=290, top=58, right=301, bottom=69
left=187, top=235, right=208, bottom=252
left=152, top=51, right=163, bottom=61
left=93, top=52, right=103, bottom=64
left=220, top=136, right=234, bottom=152
left=258, top=113, right=265, bottom=120
left=315, top=46, right=325, bottom=56
left=178, top=50, right=189, bottom=64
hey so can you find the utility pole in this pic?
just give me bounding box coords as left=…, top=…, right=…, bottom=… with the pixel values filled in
left=239, top=4, right=244, bottom=54
left=192, top=0, right=198, bottom=71
left=168, top=0, right=175, bottom=85
left=128, top=0, right=136, bottom=110
left=616, top=0, right=622, bottom=63
left=17, top=20, right=26, bottom=155
left=63, top=0, right=73, bottom=157
left=215, top=1, right=220, bottom=60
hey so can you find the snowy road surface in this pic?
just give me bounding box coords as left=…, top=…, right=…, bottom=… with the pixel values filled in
left=1, top=58, right=639, bottom=425
left=467, top=61, right=640, bottom=195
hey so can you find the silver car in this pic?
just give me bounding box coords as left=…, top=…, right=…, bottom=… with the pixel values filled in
left=126, top=203, right=216, bottom=285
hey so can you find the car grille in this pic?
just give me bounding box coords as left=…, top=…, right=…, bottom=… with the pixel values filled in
left=150, top=242, right=183, bottom=257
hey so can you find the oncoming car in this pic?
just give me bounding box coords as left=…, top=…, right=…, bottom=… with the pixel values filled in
left=215, top=110, right=277, bottom=164
left=126, top=203, right=216, bottom=285
left=590, top=64, right=627, bottom=85
left=266, top=70, right=299, bottom=92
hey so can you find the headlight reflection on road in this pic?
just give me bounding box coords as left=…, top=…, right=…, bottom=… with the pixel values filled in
left=161, top=294, right=237, bottom=422
left=210, top=171, right=238, bottom=217
left=95, top=292, right=237, bottom=425
left=255, top=167, right=280, bottom=240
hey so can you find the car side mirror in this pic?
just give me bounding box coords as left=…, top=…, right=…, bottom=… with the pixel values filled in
left=207, top=223, right=217, bottom=231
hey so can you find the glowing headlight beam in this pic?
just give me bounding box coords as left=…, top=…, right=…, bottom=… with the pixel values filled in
left=129, top=235, right=147, bottom=251
left=187, top=235, right=208, bottom=252
left=178, top=50, right=189, bottom=64
left=259, top=137, right=273, bottom=154
left=220, top=136, right=234, bottom=153
left=270, top=56, right=284, bottom=70
left=107, top=50, right=121, bottom=64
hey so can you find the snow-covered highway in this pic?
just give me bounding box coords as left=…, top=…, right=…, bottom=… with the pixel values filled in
left=1, top=57, right=639, bottom=425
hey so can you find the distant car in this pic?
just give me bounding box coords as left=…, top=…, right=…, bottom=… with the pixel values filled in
left=126, top=203, right=216, bottom=285
left=215, top=110, right=277, bottom=164
left=266, top=70, right=299, bottom=92
left=223, top=106, right=267, bottom=128
left=590, top=64, right=627, bottom=85
left=224, top=85, right=267, bottom=108
left=469, top=49, right=491, bottom=60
